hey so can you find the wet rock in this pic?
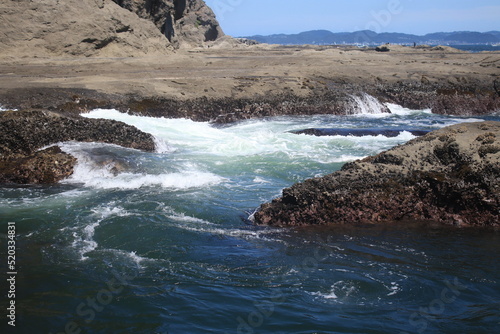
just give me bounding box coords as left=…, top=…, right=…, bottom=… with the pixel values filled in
left=0, top=146, right=76, bottom=184
left=0, top=109, right=156, bottom=184
left=254, top=121, right=500, bottom=227
left=0, top=81, right=497, bottom=125
left=376, top=80, right=500, bottom=116
left=0, top=110, right=156, bottom=156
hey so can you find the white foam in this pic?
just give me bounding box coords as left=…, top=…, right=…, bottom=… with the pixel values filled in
left=71, top=204, right=132, bottom=260
left=91, top=205, right=130, bottom=219
left=79, top=109, right=364, bottom=161
left=0, top=105, right=17, bottom=111
left=386, top=103, right=433, bottom=116
left=178, top=225, right=286, bottom=242
left=448, top=117, right=484, bottom=124
left=253, top=176, right=270, bottom=184
left=167, top=212, right=216, bottom=225
left=387, top=282, right=400, bottom=296
left=347, top=94, right=388, bottom=115
left=82, top=109, right=220, bottom=154
left=310, top=281, right=357, bottom=301
left=104, top=249, right=148, bottom=268
left=166, top=210, right=286, bottom=242
left=68, top=169, right=225, bottom=190
left=59, top=141, right=226, bottom=190
left=153, top=137, right=176, bottom=154
left=75, top=107, right=438, bottom=189
left=315, top=290, right=338, bottom=299
left=72, top=221, right=100, bottom=260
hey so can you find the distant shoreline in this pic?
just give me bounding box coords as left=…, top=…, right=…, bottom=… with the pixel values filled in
left=240, top=29, right=500, bottom=48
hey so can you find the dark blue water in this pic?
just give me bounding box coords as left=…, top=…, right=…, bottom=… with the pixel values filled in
left=1, top=104, right=499, bottom=333
left=448, top=45, right=500, bottom=52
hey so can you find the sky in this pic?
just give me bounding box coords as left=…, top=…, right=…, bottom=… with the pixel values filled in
left=204, top=0, right=500, bottom=37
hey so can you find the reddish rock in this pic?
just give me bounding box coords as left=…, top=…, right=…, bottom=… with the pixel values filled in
left=0, top=146, right=76, bottom=184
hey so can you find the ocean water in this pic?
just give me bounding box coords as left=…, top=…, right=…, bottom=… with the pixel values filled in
left=1, top=101, right=499, bottom=333
left=449, top=45, right=500, bottom=52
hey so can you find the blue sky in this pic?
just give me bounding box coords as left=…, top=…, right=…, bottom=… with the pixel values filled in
left=204, top=0, right=500, bottom=36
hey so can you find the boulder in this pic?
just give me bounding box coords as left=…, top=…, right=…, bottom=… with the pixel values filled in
left=254, top=122, right=500, bottom=227
left=0, top=146, right=76, bottom=184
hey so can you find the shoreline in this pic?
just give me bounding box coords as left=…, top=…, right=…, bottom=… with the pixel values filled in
left=1, top=44, right=499, bottom=227
left=0, top=45, right=499, bottom=121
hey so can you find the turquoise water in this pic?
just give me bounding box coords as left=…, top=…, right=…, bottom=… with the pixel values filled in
left=1, top=103, right=499, bottom=333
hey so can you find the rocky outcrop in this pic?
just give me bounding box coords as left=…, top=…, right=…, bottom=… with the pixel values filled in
left=0, top=0, right=224, bottom=58
left=0, top=109, right=156, bottom=184
left=0, top=146, right=76, bottom=184
left=0, top=0, right=170, bottom=57
left=113, top=0, right=224, bottom=48
left=254, top=122, right=500, bottom=227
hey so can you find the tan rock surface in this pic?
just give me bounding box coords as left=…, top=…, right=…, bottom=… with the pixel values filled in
left=0, top=0, right=172, bottom=58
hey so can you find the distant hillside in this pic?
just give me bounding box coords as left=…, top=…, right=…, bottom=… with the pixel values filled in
left=243, top=30, right=500, bottom=46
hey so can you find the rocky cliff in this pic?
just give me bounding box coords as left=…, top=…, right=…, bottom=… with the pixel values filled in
left=113, top=0, right=224, bottom=48
left=0, top=0, right=224, bottom=58
left=254, top=122, right=500, bottom=227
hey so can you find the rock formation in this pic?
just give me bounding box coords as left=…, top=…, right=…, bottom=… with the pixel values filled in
left=0, top=109, right=156, bottom=184
left=0, top=146, right=77, bottom=184
left=0, top=0, right=224, bottom=58
left=113, top=0, right=224, bottom=48
left=254, top=122, right=500, bottom=227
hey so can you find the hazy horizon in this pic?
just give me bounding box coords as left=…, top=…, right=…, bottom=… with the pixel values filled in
left=204, top=0, right=500, bottom=37
left=239, top=28, right=500, bottom=37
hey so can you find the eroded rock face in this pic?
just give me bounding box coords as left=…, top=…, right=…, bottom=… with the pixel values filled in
left=113, top=0, right=224, bottom=47
left=0, top=0, right=224, bottom=58
left=0, top=0, right=171, bottom=57
left=254, top=122, right=500, bottom=227
left=0, top=109, right=156, bottom=184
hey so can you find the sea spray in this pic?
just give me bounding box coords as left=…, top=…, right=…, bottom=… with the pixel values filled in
left=347, top=93, right=389, bottom=115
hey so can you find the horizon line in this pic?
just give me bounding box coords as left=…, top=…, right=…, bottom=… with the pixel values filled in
left=238, top=29, right=500, bottom=37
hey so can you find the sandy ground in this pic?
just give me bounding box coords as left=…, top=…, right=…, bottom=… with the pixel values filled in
left=0, top=44, right=498, bottom=101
